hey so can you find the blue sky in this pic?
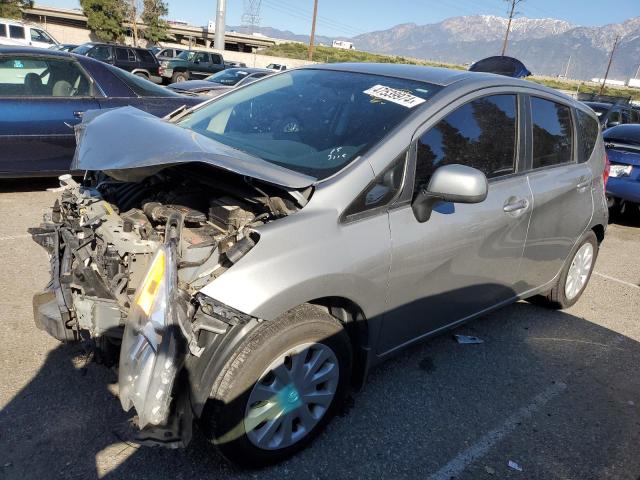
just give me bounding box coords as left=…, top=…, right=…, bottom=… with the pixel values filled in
left=47, top=0, right=639, bottom=37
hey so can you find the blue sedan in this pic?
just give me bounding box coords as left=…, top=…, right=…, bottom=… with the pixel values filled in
left=0, top=47, right=206, bottom=177
left=604, top=124, right=640, bottom=214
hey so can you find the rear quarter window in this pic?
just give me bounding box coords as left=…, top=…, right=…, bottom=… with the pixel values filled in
left=0, top=24, right=6, bottom=37
left=137, top=49, right=156, bottom=64
left=9, top=25, right=25, bottom=39
left=576, top=109, right=599, bottom=163
left=531, top=97, right=574, bottom=169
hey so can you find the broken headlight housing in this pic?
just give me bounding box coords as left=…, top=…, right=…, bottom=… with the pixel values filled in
left=118, top=243, right=186, bottom=427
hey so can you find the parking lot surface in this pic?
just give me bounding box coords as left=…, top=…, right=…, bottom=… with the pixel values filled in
left=0, top=179, right=639, bottom=480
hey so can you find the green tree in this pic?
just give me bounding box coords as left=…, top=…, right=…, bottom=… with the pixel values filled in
left=0, top=0, right=33, bottom=19
left=80, top=0, right=126, bottom=42
left=141, top=0, right=168, bottom=44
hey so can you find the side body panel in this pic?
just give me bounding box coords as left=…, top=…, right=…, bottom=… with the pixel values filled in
left=0, top=97, right=99, bottom=175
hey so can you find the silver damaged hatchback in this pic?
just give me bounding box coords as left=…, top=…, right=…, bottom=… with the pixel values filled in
left=30, top=63, right=608, bottom=466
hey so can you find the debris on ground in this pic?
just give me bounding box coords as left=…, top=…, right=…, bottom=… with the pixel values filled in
left=484, top=465, right=496, bottom=475
left=508, top=460, right=523, bottom=471
left=454, top=334, right=484, bottom=344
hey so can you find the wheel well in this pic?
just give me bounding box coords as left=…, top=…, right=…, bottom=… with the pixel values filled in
left=309, top=297, right=370, bottom=391
left=592, top=224, right=605, bottom=244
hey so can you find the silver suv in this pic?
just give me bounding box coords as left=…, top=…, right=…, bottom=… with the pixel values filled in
left=31, top=63, right=608, bottom=466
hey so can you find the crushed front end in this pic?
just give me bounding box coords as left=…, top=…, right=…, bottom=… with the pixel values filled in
left=30, top=164, right=305, bottom=446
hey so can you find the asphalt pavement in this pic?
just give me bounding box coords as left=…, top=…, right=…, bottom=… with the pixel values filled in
left=0, top=178, right=639, bottom=480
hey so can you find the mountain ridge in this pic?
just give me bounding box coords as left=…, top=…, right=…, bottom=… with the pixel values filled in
left=234, top=15, right=640, bottom=81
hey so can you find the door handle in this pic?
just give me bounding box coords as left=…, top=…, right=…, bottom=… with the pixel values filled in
left=576, top=178, right=592, bottom=190
left=503, top=198, right=529, bottom=213
left=73, top=111, right=84, bottom=119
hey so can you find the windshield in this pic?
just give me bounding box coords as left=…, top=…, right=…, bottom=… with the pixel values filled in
left=178, top=69, right=440, bottom=179
left=72, top=44, right=92, bottom=55
left=177, top=50, right=200, bottom=61
left=585, top=103, right=609, bottom=117
left=205, top=68, right=252, bottom=85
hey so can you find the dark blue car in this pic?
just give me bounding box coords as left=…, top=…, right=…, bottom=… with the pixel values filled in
left=604, top=124, right=640, bottom=214
left=0, top=47, right=205, bottom=177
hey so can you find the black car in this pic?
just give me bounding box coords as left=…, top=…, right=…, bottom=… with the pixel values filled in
left=583, top=101, right=639, bottom=128
left=0, top=47, right=205, bottom=177
left=167, top=67, right=272, bottom=96
left=72, top=42, right=162, bottom=83
left=469, top=56, right=531, bottom=78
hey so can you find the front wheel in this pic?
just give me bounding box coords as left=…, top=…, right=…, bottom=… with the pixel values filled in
left=201, top=304, right=352, bottom=466
left=541, top=230, right=598, bottom=309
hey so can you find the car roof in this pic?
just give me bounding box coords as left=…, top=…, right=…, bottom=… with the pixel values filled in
left=304, top=62, right=553, bottom=90
left=0, top=46, right=72, bottom=58
left=584, top=101, right=613, bottom=109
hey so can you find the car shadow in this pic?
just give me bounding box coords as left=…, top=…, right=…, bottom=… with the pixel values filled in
left=0, top=177, right=59, bottom=193
left=2, top=296, right=639, bottom=479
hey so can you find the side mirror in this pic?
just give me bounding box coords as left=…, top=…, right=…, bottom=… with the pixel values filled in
left=411, top=164, right=488, bottom=223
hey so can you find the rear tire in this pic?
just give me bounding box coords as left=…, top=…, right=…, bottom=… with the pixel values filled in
left=171, top=71, right=189, bottom=83
left=201, top=304, right=352, bottom=467
left=538, top=230, right=598, bottom=309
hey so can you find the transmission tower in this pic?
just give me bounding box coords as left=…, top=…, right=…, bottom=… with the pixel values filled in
left=242, top=0, right=262, bottom=33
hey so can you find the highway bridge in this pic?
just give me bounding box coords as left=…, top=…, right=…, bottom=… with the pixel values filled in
left=22, top=4, right=280, bottom=52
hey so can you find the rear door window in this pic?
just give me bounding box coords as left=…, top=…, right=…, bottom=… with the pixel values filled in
left=0, top=56, right=94, bottom=97
left=576, top=109, right=599, bottom=163
left=115, top=47, right=131, bottom=61
left=414, top=94, right=518, bottom=195
left=212, top=53, right=223, bottom=65
left=0, top=24, right=6, bottom=37
left=531, top=97, right=574, bottom=169
left=9, top=25, right=25, bottom=39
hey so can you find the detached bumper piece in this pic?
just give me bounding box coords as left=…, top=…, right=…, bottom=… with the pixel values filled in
left=29, top=224, right=78, bottom=342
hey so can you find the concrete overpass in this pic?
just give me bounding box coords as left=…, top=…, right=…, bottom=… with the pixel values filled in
left=22, top=3, right=280, bottom=52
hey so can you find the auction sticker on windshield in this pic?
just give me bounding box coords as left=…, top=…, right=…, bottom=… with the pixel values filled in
left=364, top=84, right=426, bottom=108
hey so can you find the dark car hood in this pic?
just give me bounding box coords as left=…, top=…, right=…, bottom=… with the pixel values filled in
left=169, top=80, right=230, bottom=92
left=71, top=106, right=316, bottom=188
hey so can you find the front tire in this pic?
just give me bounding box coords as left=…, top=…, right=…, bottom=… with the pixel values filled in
left=201, top=304, right=352, bottom=467
left=541, top=230, right=598, bottom=309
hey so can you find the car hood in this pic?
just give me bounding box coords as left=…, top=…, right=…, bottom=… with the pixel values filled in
left=169, top=80, right=229, bottom=92
left=71, top=106, right=317, bottom=188
left=606, top=146, right=640, bottom=166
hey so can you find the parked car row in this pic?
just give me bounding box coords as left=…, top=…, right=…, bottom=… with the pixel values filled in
left=167, top=67, right=272, bottom=96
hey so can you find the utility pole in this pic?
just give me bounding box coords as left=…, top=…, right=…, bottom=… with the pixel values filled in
left=599, top=35, right=619, bottom=95
left=214, top=0, right=227, bottom=51
left=308, top=0, right=318, bottom=61
left=634, top=63, right=640, bottom=79
left=501, top=0, right=523, bottom=56
left=563, top=54, right=571, bottom=78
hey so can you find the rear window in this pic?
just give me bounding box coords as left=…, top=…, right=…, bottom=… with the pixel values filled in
left=531, top=97, right=574, bottom=168
left=0, top=24, right=6, bottom=37
left=9, top=25, right=25, bottom=39
left=137, top=49, right=156, bottom=64
left=105, top=63, right=181, bottom=97
left=576, top=109, right=599, bottom=162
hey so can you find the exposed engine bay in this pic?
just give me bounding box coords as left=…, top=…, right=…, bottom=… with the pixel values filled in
left=30, top=164, right=307, bottom=343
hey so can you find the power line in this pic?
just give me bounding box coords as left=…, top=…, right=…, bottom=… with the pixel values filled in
left=308, top=0, right=318, bottom=60
left=501, top=0, right=524, bottom=55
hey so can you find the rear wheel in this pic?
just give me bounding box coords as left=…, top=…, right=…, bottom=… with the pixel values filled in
left=171, top=71, right=189, bottom=83
left=540, top=230, right=598, bottom=309
left=201, top=304, right=352, bottom=466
